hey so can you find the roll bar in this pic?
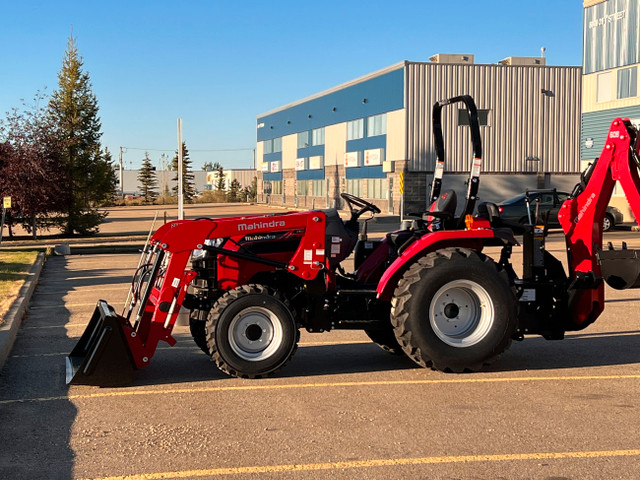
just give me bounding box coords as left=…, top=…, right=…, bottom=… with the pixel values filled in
left=431, top=95, right=483, bottom=227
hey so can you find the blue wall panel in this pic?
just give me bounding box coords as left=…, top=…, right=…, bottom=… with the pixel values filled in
left=296, top=145, right=325, bottom=158
left=345, top=166, right=385, bottom=179
left=346, top=135, right=387, bottom=152
left=263, top=172, right=283, bottom=181
left=263, top=152, right=282, bottom=162
left=581, top=106, right=640, bottom=159
left=257, top=67, right=404, bottom=142
left=297, top=170, right=325, bottom=180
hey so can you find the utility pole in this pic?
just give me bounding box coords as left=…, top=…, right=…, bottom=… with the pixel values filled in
left=177, top=118, right=184, bottom=220
left=119, top=146, right=124, bottom=199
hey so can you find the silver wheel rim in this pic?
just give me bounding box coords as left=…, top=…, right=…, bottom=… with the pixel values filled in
left=228, top=306, right=283, bottom=361
left=429, top=280, right=494, bottom=347
left=603, top=217, right=611, bottom=231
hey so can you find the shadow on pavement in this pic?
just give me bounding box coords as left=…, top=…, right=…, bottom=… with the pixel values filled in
left=488, top=330, right=640, bottom=372
left=0, top=256, right=76, bottom=479
left=131, top=336, right=417, bottom=386
left=123, top=329, right=640, bottom=386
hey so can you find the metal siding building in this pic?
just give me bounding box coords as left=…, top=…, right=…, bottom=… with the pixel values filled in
left=257, top=59, right=582, bottom=213
left=405, top=63, right=582, bottom=174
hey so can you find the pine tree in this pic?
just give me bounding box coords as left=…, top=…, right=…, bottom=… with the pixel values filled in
left=227, top=178, right=241, bottom=202
left=138, top=152, right=158, bottom=203
left=48, top=35, right=111, bottom=234
left=213, top=162, right=225, bottom=191
left=247, top=176, right=258, bottom=201
left=171, top=141, right=195, bottom=201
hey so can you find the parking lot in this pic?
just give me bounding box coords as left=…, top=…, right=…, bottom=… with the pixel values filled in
left=1, top=224, right=639, bottom=478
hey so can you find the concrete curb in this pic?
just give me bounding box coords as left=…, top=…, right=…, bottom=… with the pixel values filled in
left=0, top=251, right=46, bottom=371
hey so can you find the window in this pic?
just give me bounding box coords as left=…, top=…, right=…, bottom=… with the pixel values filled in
left=458, top=109, right=490, bottom=126
left=345, top=179, right=363, bottom=197
left=367, top=178, right=387, bottom=200
left=367, top=114, right=387, bottom=137
left=297, top=131, right=309, bottom=148
left=311, top=127, right=325, bottom=146
left=312, top=179, right=326, bottom=197
left=597, top=71, right=613, bottom=103
left=263, top=137, right=282, bottom=154
left=347, top=119, right=364, bottom=140
left=617, top=67, right=638, bottom=99
left=271, top=181, right=282, bottom=195
left=297, top=180, right=309, bottom=196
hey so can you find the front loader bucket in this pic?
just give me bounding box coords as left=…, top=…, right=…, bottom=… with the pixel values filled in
left=597, top=247, right=640, bottom=290
left=66, top=300, right=136, bottom=387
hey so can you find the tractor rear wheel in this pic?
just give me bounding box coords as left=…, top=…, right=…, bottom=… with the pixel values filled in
left=189, top=316, right=210, bottom=355
left=206, top=284, right=299, bottom=378
left=391, top=248, right=517, bottom=372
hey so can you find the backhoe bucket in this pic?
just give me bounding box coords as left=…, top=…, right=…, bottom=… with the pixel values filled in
left=66, top=300, right=136, bottom=387
left=597, top=247, right=640, bottom=290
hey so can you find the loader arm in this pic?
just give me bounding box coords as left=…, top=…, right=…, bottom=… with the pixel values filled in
left=558, top=118, right=640, bottom=327
left=67, top=210, right=328, bottom=386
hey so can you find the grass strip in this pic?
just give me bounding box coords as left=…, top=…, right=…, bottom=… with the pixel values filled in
left=0, top=250, right=38, bottom=325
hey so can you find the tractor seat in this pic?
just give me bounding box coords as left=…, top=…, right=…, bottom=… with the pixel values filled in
left=321, top=208, right=358, bottom=267
left=424, top=189, right=458, bottom=230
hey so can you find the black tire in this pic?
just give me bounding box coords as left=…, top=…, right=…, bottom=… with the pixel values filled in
left=603, top=214, right=614, bottom=232
left=206, top=284, right=299, bottom=378
left=391, top=248, right=518, bottom=372
left=364, top=326, right=404, bottom=355
left=189, top=315, right=210, bottom=355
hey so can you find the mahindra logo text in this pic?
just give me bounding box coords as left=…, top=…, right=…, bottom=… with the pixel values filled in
left=238, top=220, right=286, bottom=231
left=574, top=193, right=596, bottom=224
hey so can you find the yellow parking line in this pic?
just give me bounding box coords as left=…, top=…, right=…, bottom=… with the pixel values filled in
left=78, top=449, right=640, bottom=479
left=2, top=374, right=639, bottom=405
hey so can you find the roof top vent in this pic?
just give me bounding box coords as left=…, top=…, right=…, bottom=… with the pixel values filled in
left=429, top=53, right=474, bottom=64
left=498, top=56, right=546, bottom=66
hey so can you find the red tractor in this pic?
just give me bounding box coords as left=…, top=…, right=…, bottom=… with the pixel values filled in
left=67, top=96, right=640, bottom=387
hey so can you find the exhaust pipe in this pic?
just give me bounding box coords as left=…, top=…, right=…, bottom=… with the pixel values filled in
left=66, top=301, right=136, bottom=387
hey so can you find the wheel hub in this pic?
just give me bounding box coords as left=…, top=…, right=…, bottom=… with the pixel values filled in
left=443, top=303, right=459, bottom=319
left=429, top=280, right=495, bottom=347
left=228, top=307, right=283, bottom=361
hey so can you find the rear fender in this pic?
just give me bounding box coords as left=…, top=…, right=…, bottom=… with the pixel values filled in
left=376, top=229, right=516, bottom=301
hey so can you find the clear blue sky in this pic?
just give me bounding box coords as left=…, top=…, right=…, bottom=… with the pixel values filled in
left=0, top=1, right=584, bottom=171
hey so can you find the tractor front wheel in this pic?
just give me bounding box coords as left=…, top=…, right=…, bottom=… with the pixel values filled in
left=391, top=248, right=517, bottom=372
left=206, top=285, right=299, bottom=378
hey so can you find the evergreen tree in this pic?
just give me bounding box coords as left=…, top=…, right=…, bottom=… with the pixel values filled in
left=171, top=141, right=195, bottom=201
left=213, top=162, right=225, bottom=191
left=48, top=35, right=110, bottom=234
left=202, top=161, right=214, bottom=172
left=227, top=178, right=241, bottom=202
left=247, top=176, right=258, bottom=202
left=138, top=152, right=158, bottom=203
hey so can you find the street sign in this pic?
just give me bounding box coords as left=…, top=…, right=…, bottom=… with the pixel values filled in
left=399, top=172, right=404, bottom=195
left=3, top=197, right=10, bottom=209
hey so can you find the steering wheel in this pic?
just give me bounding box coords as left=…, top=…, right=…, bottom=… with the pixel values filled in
left=340, top=192, right=381, bottom=218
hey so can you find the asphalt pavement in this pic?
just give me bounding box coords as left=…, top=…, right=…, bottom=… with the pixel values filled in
left=0, top=226, right=639, bottom=479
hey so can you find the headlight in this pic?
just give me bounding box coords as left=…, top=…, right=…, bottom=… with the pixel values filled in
left=191, top=238, right=224, bottom=261
left=206, top=238, right=225, bottom=248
